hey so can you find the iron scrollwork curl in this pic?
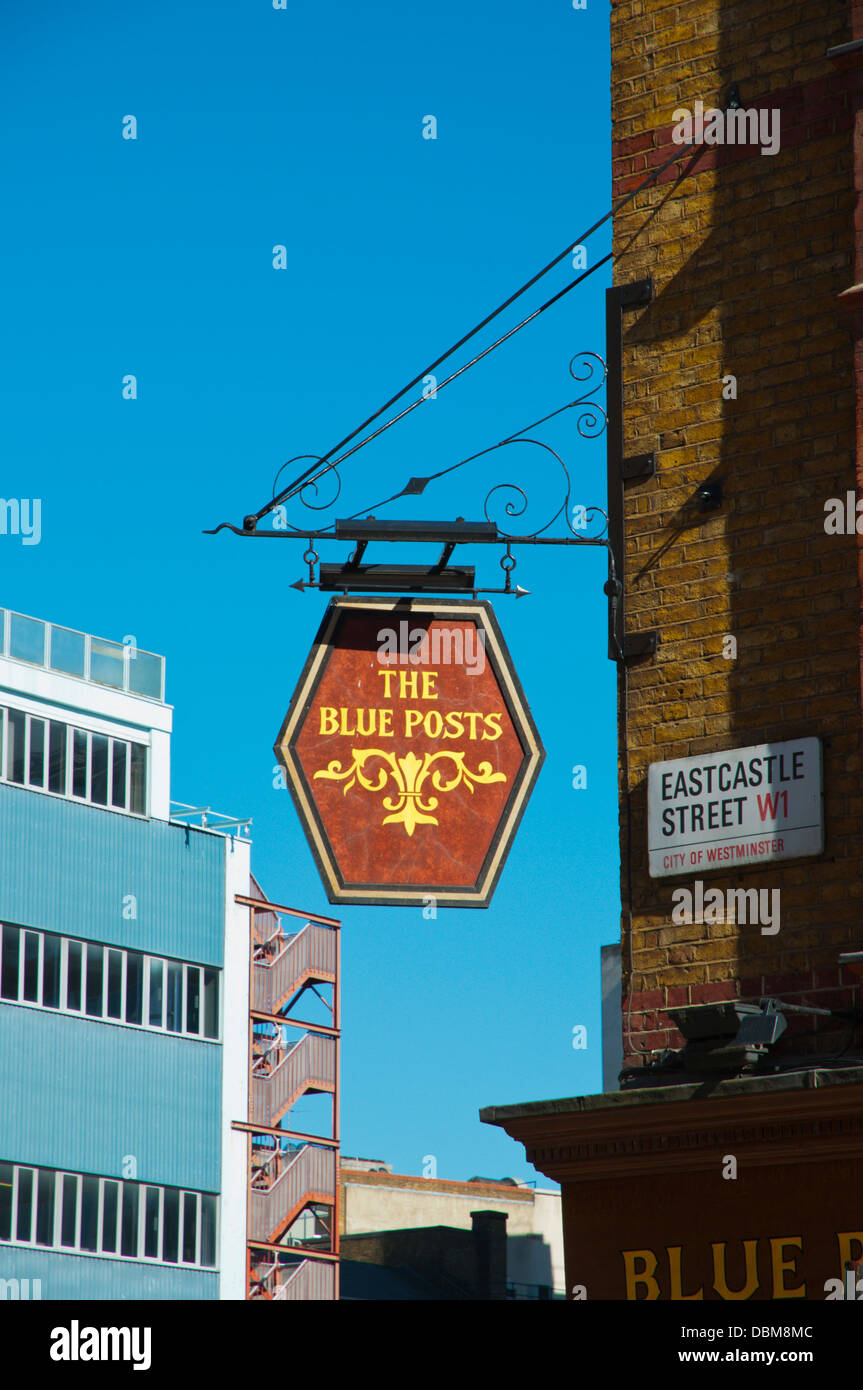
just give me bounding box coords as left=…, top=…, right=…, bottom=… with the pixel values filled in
left=268, top=455, right=341, bottom=532
left=206, top=350, right=609, bottom=545
left=568, top=351, right=608, bottom=440
left=477, top=352, right=608, bottom=539
left=453, top=350, right=609, bottom=540
left=483, top=440, right=608, bottom=543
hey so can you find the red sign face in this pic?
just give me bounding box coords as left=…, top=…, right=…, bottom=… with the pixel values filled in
left=275, top=598, right=544, bottom=907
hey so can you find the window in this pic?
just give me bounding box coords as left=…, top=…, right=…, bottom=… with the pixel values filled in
left=186, top=967, right=200, bottom=1035
left=149, top=960, right=163, bottom=1028
left=72, top=729, right=87, bottom=798
left=0, top=1162, right=217, bottom=1269
left=203, top=969, right=219, bottom=1040
left=102, top=1182, right=119, bottom=1254
left=126, top=953, right=143, bottom=1025
left=22, top=933, right=39, bottom=1002
left=163, top=1188, right=180, bottom=1264
left=0, top=926, right=220, bottom=1041
left=42, top=933, right=60, bottom=1009
left=1, top=925, right=19, bottom=1000
left=121, top=1183, right=139, bottom=1258
left=0, top=1162, right=13, bottom=1241
left=48, top=721, right=66, bottom=793
left=7, top=709, right=25, bottom=784
left=166, top=962, right=183, bottom=1033
left=182, top=1193, right=198, bottom=1264
left=107, top=950, right=123, bottom=1019
left=90, top=734, right=109, bottom=806
left=85, top=944, right=103, bottom=1017
left=36, top=1170, right=55, bottom=1246
left=0, top=706, right=147, bottom=816
left=60, top=1174, right=78, bottom=1247
left=111, top=742, right=127, bottom=808
left=144, top=1187, right=161, bottom=1259
left=16, top=1169, right=33, bottom=1242
left=81, top=1176, right=99, bottom=1252
left=66, top=941, right=82, bottom=1011
left=28, top=719, right=45, bottom=788
left=200, top=1194, right=217, bottom=1267
left=130, top=743, right=146, bottom=815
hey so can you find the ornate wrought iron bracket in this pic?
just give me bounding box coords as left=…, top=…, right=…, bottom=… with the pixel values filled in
left=287, top=525, right=611, bottom=600
left=205, top=345, right=653, bottom=663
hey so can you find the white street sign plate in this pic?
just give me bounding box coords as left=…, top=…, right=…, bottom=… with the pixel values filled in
left=647, top=737, right=823, bottom=878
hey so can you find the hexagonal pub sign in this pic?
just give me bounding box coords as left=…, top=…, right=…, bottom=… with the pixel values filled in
left=274, top=597, right=544, bottom=908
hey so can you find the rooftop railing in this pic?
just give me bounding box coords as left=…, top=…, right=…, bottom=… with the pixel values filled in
left=0, top=607, right=165, bottom=703
left=170, top=801, right=252, bottom=837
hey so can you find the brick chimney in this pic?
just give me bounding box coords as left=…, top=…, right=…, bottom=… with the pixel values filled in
left=471, top=1209, right=508, bottom=1300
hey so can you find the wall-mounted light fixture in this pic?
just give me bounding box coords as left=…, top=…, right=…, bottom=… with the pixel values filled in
left=669, top=1001, right=787, bottom=1073
left=696, top=481, right=723, bottom=513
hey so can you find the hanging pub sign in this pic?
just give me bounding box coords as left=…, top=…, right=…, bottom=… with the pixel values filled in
left=274, top=597, right=544, bottom=907
left=647, top=736, right=824, bottom=878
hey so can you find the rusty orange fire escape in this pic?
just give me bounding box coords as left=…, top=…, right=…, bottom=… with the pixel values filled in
left=235, top=879, right=340, bottom=1300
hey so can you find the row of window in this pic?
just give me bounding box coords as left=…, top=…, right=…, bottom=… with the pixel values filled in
left=0, top=925, right=220, bottom=1041
left=0, top=1162, right=217, bottom=1268
left=0, top=705, right=147, bottom=815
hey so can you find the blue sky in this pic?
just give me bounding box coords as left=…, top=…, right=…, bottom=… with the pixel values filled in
left=1, top=0, right=616, bottom=1184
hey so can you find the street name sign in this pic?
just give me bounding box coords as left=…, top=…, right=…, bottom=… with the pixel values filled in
left=647, top=737, right=823, bottom=878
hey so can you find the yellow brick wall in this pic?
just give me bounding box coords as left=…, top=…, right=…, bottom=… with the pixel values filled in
left=610, top=0, right=862, bottom=1062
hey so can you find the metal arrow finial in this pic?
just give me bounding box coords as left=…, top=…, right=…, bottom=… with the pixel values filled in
left=515, top=585, right=531, bottom=599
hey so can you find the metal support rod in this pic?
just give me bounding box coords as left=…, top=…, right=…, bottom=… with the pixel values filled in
left=247, top=1239, right=339, bottom=1263
left=234, top=894, right=339, bottom=927
left=232, top=1121, right=339, bottom=1147
left=319, top=562, right=476, bottom=593
left=335, top=518, right=496, bottom=543
left=605, top=278, right=652, bottom=662
left=213, top=522, right=608, bottom=546
left=250, top=1008, right=339, bottom=1037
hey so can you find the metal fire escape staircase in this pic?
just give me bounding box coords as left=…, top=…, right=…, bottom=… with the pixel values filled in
left=234, top=880, right=340, bottom=1300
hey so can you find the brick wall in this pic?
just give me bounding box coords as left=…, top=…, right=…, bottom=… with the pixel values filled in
left=611, top=0, right=863, bottom=1065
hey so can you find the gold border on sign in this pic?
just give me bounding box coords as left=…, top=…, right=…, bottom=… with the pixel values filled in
left=275, top=598, right=543, bottom=905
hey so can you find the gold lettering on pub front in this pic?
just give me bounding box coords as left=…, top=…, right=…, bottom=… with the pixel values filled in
left=316, top=671, right=503, bottom=742
left=312, top=670, right=507, bottom=835
left=622, top=1236, right=809, bottom=1299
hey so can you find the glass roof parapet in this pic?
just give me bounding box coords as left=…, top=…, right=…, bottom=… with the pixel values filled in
left=0, top=608, right=166, bottom=704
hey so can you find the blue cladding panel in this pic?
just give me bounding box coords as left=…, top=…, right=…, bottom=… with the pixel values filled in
left=0, top=1005, right=220, bottom=1190
left=0, top=782, right=225, bottom=964
left=0, top=1248, right=217, bottom=1299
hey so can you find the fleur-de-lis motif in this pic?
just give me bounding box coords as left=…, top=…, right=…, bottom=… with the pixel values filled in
left=313, top=748, right=508, bottom=836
